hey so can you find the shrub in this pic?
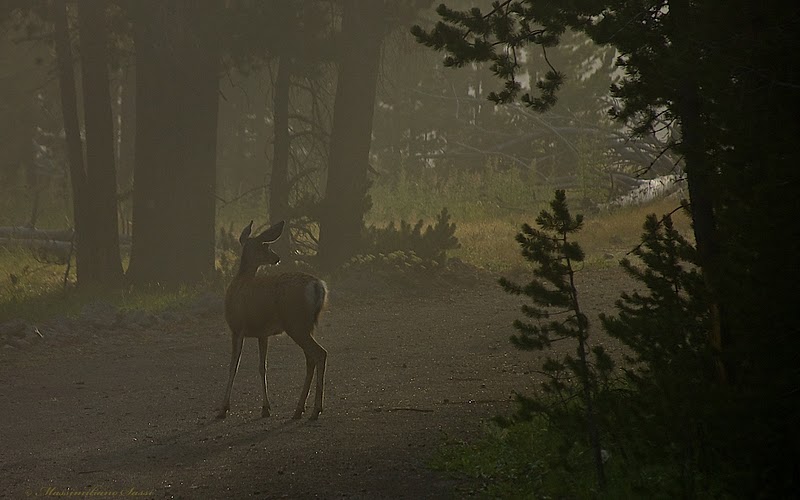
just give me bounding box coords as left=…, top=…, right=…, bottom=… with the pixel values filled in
left=362, top=207, right=460, bottom=265
left=498, top=190, right=609, bottom=489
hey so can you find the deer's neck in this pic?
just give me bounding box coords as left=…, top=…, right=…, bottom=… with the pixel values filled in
left=236, top=257, right=260, bottom=279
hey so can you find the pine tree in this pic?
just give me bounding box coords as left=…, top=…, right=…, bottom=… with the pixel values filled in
left=599, top=212, right=716, bottom=497
left=415, top=1, right=800, bottom=493
left=499, top=189, right=607, bottom=489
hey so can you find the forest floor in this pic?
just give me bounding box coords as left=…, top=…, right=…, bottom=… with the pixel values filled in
left=0, top=263, right=633, bottom=499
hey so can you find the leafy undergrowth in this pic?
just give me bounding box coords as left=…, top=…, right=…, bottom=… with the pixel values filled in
left=433, top=417, right=692, bottom=499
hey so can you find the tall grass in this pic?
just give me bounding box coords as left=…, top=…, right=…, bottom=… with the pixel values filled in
left=433, top=416, right=698, bottom=498
left=368, top=167, right=551, bottom=224
left=368, top=167, right=693, bottom=271
left=0, top=246, right=213, bottom=323
left=0, top=182, right=73, bottom=229
left=0, top=166, right=692, bottom=321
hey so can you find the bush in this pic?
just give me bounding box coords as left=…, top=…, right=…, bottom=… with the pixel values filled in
left=362, top=207, right=460, bottom=266
left=498, top=190, right=609, bottom=489
left=436, top=206, right=732, bottom=498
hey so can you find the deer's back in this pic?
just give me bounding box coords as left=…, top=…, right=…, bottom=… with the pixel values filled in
left=225, top=272, right=326, bottom=337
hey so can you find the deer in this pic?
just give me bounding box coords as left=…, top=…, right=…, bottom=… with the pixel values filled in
left=216, top=220, right=329, bottom=421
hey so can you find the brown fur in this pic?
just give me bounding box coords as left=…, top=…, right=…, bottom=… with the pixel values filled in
left=216, top=221, right=329, bottom=420
left=224, top=272, right=326, bottom=338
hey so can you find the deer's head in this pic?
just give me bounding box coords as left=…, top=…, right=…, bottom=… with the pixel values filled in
left=238, top=220, right=285, bottom=272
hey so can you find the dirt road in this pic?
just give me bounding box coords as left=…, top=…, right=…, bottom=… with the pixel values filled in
left=0, top=267, right=629, bottom=499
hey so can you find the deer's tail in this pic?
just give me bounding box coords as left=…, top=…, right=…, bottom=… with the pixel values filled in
left=307, top=279, right=328, bottom=326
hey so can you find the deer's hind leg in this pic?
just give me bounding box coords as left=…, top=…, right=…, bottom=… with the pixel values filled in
left=288, top=328, right=327, bottom=420
left=217, top=331, right=245, bottom=419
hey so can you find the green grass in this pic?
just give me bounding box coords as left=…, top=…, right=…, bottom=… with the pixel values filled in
left=0, top=246, right=77, bottom=322
left=0, top=166, right=694, bottom=322
left=433, top=416, right=701, bottom=499
left=433, top=417, right=603, bottom=498
left=368, top=168, right=550, bottom=224
left=0, top=183, right=73, bottom=229
left=0, top=247, right=215, bottom=323
left=368, top=168, right=694, bottom=272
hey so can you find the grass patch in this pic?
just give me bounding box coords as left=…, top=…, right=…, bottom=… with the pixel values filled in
left=0, top=246, right=73, bottom=322
left=0, top=185, right=73, bottom=229
left=433, top=416, right=699, bottom=499
left=368, top=168, right=551, bottom=224
left=432, top=417, right=601, bottom=498
left=582, top=198, right=693, bottom=255
left=0, top=247, right=215, bottom=324
left=0, top=167, right=693, bottom=322
left=367, top=168, right=693, bottom=271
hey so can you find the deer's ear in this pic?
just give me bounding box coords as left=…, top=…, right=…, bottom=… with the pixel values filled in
left=256, top=220, right=285, bottom=243
left=239, top=220, right=254, bottom=245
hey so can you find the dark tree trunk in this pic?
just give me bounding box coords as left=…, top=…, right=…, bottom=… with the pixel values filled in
left=269, top=55, right=292, bottom=259
left=77, top=0, right=124, bottom=286
left=52, top=0, right=90, bottom=285
left=681, top=97, right=727, bottom=384
left=671, top=0, right=728, bottom=384
left=172, top=1, right=220, bottom=284
left=128, top=1, right=220, bottom=287
left=317, top=0, right=386, bottom=270
left=128, top=1, right=177, bottom=286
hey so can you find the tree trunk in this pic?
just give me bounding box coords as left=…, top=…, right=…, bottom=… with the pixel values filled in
left=269, top=55, right=292, bottom=259
left=568, top=264, right=606, bottom=489
left=317, top=0, right=385, bottom=270
left=172, top=1, right=220, bottom=285
left=127, top=1, right=178, bottom=286
left=127, top=1, right=219, bottom=287
left=77, top=0, right=124, bottom=286
left=670, top=0, right=728, bottom=384
left=52, top=0, right=90, bottom=285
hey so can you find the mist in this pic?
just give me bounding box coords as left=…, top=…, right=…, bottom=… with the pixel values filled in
left=1, top=1, right=798, bottom=498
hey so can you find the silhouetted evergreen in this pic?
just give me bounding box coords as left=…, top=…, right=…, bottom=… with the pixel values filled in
left=499, top=190, right=607, bottom=489
left=600, top=213, right=720, bottom=496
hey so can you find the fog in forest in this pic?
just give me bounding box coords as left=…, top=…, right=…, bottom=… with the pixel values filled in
left=0, top=0, right=675, bottom=286
left=1, top=1, right=798, bottom=498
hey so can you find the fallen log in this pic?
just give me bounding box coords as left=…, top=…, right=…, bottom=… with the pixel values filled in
left=600, top=174, right=687, bottom=210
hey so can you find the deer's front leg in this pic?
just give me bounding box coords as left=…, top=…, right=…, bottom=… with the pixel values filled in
left=258, top=336, right=271, bottom=417
left=217, top=331, right=245, bottom=419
